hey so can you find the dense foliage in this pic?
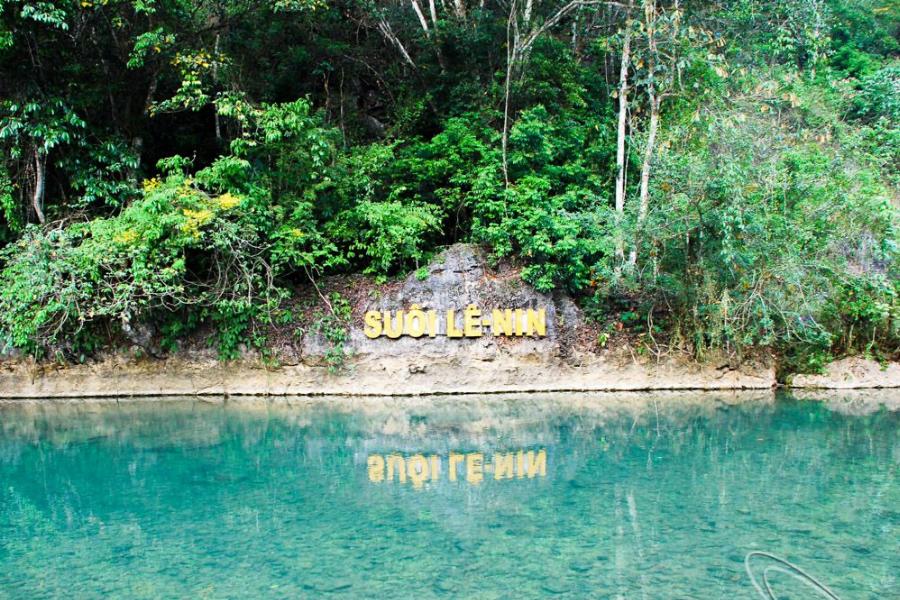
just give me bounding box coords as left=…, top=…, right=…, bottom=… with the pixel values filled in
left=1, top=0, right=899, bottom=372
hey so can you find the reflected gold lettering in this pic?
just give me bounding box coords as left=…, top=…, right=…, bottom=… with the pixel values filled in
left=367, top=455, right=385, bottom=482
left=366, top=448, right=546, bottom=488
left=525, top=450, right=546, bottom=478
left=387, top=454, right=407, bottom=482
left=430, top=455, right=440, bottom=482
left=408, top=454, right=429, bottom=489
left=493, top=452, right=515, bottom=480
left=466, top=453, right=484, bottom=485
left=449, top=453, right=464, bottom=482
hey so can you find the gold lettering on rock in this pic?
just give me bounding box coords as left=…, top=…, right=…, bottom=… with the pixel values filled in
left=446, top=310, right=464, bottom=338
left=363, top=311, right=383, bottom=339
left=383, top=311, right=404, bottom=339
left=405, top=305, right=427, bottom=338
left=527, top=309, right=546, bottom=337
left=492, top=309, right=514, bottom=336
left=514, top=309, right=525, bottom=336
left=427, top=311, right=438, bottom=338
left=363, top=307, right=547, bottom=338
left=463, top=305, right=483, bottom=338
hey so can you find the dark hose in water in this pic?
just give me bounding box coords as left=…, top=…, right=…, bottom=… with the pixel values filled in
left=745, top=551, right=842, bottom=600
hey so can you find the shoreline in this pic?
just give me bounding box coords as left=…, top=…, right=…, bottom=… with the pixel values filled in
left=0, top=354, right=896, bottom=400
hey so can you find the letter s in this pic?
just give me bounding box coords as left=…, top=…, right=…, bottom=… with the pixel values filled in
left=364, top=311, right=383, bottom=339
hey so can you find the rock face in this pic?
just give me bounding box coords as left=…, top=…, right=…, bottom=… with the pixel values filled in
left=349, top=244, right=567, bottom=363
left=790, top=358, right=900, bottom=389
left=0, top=245, right=780, bottom=399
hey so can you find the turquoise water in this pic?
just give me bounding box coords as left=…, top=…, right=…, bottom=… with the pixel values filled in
left=0, top=393, right=898, bottom=599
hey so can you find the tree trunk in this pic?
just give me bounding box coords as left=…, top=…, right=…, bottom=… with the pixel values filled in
left=33, top=151, right=46, bottom=225
left=453, top=0, right=466, bottom=19
left=629, top=92, right=660, bottom=267
left=410, top=0, right=430, bottom=32
left=428, top=0, right=439, bottom=26
left=376, top=17, right=417, bottom=69
left=629, top=0, right=659, bottom=268
left=214, top=33, right=222, bottom=142
left=614, top=23, right=632, bottom=264
left=410, top=0, right=446, bottom=71
left=502, top=0, right=589, bottom=184
left=501, top=0, right=520, bottom=186
left=637, top=96, right=659, bottom=225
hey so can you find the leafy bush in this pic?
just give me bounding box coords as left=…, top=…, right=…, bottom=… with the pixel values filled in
left=0, top=171, right=277, bottom=356
left=0, top=99, right=342, bottom=358
left=620, top=91, right=900, bottom=369
left=851, top=65, right=900, bottom=124
left=330, top=200, right=441, bottom=278
left=470, top=106, right=614, bottom=292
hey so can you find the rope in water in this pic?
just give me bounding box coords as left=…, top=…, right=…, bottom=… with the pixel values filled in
left=745, top=552, right=842, bottom=600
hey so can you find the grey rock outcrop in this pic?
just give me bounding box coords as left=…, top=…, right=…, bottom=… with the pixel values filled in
left=345, top=244, right=570, bottom=362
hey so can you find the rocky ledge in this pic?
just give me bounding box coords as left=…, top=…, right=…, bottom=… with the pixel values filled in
left=789, top=358, right=900, bottom=390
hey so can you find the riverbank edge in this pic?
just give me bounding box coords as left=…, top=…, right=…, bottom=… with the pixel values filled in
left=0, top=354, right=896, bottom=400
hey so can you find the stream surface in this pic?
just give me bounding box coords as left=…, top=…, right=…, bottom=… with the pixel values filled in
left=0, top=392, right=898, bottom=599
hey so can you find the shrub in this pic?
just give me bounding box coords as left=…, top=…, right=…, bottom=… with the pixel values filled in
left=620, top=93, right=900, bottom=369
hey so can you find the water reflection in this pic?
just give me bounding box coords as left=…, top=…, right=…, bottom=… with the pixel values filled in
left=0, top=392, right=897, bottom=599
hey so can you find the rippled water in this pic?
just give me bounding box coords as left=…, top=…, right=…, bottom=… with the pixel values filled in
left=1, top=392, right=898, bottom=599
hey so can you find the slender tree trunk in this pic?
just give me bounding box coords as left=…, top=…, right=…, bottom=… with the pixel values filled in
left=410, top=0, right=430, bottom=32
left=571, top=11, right=578, bottom=53
left=637, top=96, right=659, bottom=225
left=428, top=0, right=438, bottom=26
left=376, top=17, right=417, bottom=69
left=629, top=0, right=660, bottom=268
left=629, top=92, right=660, bottom=267
left=453, top=0, right=466, bottom=19
left=614, top=23, right=632, bottom=265
left=410, top=0, right=446, bottom=70
left=214, top=33, right=222, bottom=142
left=33, top=151, right=46, bottom=225
left=339, top=68, right=347, bottom=149
left=501, top=0, right=519, bottom=186
left=502, top=0, right=588, bottom=185
left=430, top=0, right=448, bottom=70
